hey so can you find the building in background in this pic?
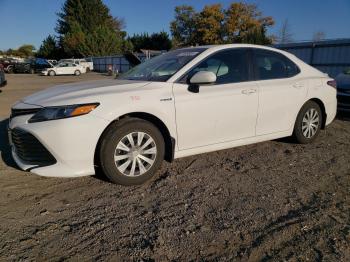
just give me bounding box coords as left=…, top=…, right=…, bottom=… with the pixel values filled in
left=274, top=38, right=350, bottom=77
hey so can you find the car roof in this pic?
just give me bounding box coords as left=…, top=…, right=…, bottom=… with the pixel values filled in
left=179, top=44, right=292, bottom=57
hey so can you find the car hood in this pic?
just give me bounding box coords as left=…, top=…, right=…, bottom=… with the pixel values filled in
left=21, top=79, right=152, bottom=107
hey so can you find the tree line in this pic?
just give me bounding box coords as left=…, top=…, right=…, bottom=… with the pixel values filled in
left=36, top=0, right=277, bottom=59
left=1, top=0, right=326, bottom=59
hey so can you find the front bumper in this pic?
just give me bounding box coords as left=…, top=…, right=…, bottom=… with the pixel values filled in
left=41, top=71, right=48, bottom=76
left=9, top=105, right=110, bottom=177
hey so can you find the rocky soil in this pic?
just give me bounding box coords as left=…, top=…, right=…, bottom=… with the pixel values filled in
left=0, top=74, right=349, bottom=261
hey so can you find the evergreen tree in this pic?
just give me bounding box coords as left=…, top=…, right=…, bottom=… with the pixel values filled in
left=128, top=32, right=172, bottom=52
left=56, top=0, right=126, bottom=57
left=36, top=35, right=61, bottom=59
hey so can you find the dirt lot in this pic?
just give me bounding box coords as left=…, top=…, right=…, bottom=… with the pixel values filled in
left=0, top=74, right=349, bottom=261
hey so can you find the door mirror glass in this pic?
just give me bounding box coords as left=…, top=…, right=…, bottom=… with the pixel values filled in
left=190, top=71, right=217, bottom=85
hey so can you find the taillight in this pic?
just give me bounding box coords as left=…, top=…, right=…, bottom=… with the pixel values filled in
left=327, top=80, right=337, bottom=89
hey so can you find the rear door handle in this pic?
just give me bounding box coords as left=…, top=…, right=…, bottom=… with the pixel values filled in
left=242, top=89, right=257, bottom=95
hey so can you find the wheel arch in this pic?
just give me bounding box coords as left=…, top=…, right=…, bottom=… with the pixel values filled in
left=94, top=112, right=175, bottom=169
left=296, top=98, right=327, bottom=130
left=308, top=98, right=327, bottom=129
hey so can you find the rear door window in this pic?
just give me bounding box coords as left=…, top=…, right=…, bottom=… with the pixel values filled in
left=253, top=49, right=300, bottom=80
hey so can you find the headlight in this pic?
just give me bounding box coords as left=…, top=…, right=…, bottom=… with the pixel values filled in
left=28, top=103, right=99, bottom=123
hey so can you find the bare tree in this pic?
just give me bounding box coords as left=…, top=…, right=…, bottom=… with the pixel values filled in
left=278, top=19, right=293, bottom=43
left=313, top=31, right=326, bottom=41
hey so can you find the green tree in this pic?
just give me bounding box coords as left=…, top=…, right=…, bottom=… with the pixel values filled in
left=150, top=32, right=172, bottom=50
left=56, top=0, right=127, bottom=57
left=170, top=5, right=198, bottom=47
left=129, top=32, right=172, bottom=51
left=17, top=44, right=36, bottom=57
left=128, top=33, right=152, bottom=51
left=36, top=35, right=61, bottom=59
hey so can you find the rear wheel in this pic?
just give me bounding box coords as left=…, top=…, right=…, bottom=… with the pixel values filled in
left=293, top=101, right=323, bottom=144
left=99, top=118, right=165, bottom=185
left=48, top=70, right=55, bottom=76
left=74, top=70, right=81, bottom=76
left=30, top=68, right=35, bottom=74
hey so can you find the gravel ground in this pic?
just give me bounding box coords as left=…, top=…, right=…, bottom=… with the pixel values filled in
left=0, top=74, right=349, bottom=261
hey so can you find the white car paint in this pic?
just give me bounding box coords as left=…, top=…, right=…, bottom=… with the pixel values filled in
left=41, top=62, right=86, bottom=76
left=9, top=44, right=337, bottom=178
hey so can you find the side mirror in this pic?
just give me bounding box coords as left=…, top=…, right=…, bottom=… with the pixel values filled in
left=189, top=71, right=217, bottom=85
left=188, top=71, right=217, bottom=93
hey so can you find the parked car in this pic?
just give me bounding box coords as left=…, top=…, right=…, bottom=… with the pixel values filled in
left=58, top=58, right=93, bottom=72
left=41, top=61, right=86, bottom=76
left=335, top=69, right=350, bottom=113
left=0, top=59, right=16, bottom=73
left=13, top=58, right=52, bottom=74
left=8, top=44, right=337, bottom=185
left=0, top=64, right=7, bottom=88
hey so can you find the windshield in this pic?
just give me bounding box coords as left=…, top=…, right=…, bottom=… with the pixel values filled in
left=119, top=48, right=207, bottom=82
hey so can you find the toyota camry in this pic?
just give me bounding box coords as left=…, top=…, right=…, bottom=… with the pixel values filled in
left=9, top=44, right=337, bottom=185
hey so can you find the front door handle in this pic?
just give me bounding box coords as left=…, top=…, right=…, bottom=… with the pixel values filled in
left=242, top=89, right=257, bottom=95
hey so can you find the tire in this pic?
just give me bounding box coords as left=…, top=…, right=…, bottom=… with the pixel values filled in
left=30, top=68, right=35, bottom=74
left=74, top=70, right=81, bottom=76
left=99, top=118, right=165, bottom=185
left=48, top=70, right=55, bottom=76
left=293, top=101, right=323, bottom=144
left=86, top=67, right=90, bottom=73
left=7, top=66, right=13, bottom=74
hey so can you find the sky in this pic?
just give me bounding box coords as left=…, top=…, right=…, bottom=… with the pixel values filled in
left=0, top=0, right=349, bottom=50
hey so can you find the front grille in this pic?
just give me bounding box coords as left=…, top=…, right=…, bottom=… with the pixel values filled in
left=11, top=128, right=56, bottom=166
left=11, top=108, right=41, bottom=118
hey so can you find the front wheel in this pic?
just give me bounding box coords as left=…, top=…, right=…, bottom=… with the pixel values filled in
left=48, top=70, right=55, bottom=76
left=293, top=101, right=323, bottom=144
left=99, top=118, right=165, bottom=185
left=74, top=70, right=81, bottom=76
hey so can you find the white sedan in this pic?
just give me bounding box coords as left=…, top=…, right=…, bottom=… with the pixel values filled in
left=41, top=62, right=86, bottom=76
left=9, top=44, right=337, bottom=185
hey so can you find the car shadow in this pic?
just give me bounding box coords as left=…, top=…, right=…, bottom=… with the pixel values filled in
left=0, top=118, right=17, bottom=168
left=93, top=166, right=112, bottom=183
